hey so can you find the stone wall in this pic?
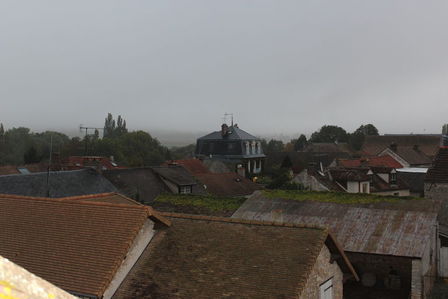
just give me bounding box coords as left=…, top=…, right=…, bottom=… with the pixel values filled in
left=300, top=245, right=343, bottom=299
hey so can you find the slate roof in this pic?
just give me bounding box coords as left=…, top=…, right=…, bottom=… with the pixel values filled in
left=198, top=126, right=259, bottom=141
left=338, top=155, right=402, bottom=169
left=362, top=135, right=440, bottom=157
left=163, top=159, right=210, bottom=175
left=425, top=148, right=448, bottom=183
left=233, top=192, right=437, bottom=258
left=381, top=146, right=432, bottom=166
left=286, top=152, right=350, bottom=174
left=195, top=172, right=262, bottom=197
left=0, top=169, right=117, bottom=198
left=151, top=165, right=198, bottom=186
left=112, top=213, right=357, bottom=299
left=103, top=168, right=170, bottom=203
left=0, top=194, right=169, bottom=298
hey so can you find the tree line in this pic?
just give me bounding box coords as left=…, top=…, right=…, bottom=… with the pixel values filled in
left=261, top=123, right=379, bottom=155
left=0, top=113, right=170, bottom=167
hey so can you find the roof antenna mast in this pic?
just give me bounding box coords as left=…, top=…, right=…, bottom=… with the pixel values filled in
left=224, top=113, right=234, bottom=127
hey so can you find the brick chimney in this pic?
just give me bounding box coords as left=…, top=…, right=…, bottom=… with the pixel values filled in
left=221, top=124, right=229, bottom=137
left=389, top=142, right=398, bottom=152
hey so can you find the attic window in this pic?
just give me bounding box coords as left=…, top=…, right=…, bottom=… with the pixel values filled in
left=179, top=186, right=192, bottom=194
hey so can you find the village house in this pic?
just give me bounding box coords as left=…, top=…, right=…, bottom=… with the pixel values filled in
left=294, top=166, right=410, bottom=196
left=233, top=191, right=438, bottom=298
left=195, top=123, right=266, bottom=177
left=164, top=159, right=262, bottom=197
left=112, top=213, right=358, bottom=299
left=378, top=144, right=433, bottom=168
left=361, top=135, right=440, bottom=159
left=0, top=193, right=170, bottom=299
left=103, top=165, right=206, bottom=203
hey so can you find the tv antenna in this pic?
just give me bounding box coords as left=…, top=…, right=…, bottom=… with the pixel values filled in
left=79, top=125, right=104, bottom=155
left=223, top=113, right=234, bottom=126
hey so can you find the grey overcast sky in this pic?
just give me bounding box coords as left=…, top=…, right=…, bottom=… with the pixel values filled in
left=1, top=0, right=448, bottom=139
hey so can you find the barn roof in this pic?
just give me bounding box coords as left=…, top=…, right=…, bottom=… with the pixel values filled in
left=232, top=191, right=437, bottom=258
left=112, top=213, right=357, bottom=299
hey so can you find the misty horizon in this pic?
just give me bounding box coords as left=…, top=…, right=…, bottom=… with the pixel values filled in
left=2, top=1, right=448, bottom=141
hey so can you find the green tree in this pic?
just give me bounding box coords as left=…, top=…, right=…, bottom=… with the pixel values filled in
left=349, top=124, right=379, bottom=151
left=103, top=113, right=116, bottom=138
left=262, top=139, right=284, bottom=154
left=103, top=113, right=127, bottom=138
left=354, top=124, right=379, bottom=136
left=24, top=146, right=40, bottom=164
left=309, top=125, right=348, bottom=143
left=293, top=134, right=307, bottom=151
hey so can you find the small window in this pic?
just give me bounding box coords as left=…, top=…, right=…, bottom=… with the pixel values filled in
left=390, top=172, right=397, bottom=184
left=179, top=186, right=192, bottom=194
left=320, top=278, right=333, bottom=299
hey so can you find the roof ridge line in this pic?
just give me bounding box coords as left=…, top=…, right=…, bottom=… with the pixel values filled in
left=0, top=193, right=151, bottom=210
left=160, top=212, right=327, bottom=230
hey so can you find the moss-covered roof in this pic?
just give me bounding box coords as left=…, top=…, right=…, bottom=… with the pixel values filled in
left=152, top=193, right=246, bottom=216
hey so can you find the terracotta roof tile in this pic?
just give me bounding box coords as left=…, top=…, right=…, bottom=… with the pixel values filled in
left=0, top=194, right=166, bottom=297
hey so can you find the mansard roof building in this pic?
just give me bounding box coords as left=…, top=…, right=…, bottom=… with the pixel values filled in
left=195, top=123, right=265, bottom=176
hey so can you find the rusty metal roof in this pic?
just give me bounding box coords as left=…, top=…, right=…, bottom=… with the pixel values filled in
left=232, top=192, right=437, bottom=258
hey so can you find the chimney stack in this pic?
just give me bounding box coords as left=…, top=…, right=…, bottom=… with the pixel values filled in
left=442, top=124, right=448, bottom=148
left=221, top=124, right=229, bottom=137
left=390, top=142, right=398, bottom=152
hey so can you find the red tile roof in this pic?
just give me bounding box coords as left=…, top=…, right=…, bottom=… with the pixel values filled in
left=163, top=159, right=210, bottom=175
left=338, top=155, right=402, bottom=169
left=195, top=172, right=262, bottom=196
left=0, top=193, right=169, bottom=297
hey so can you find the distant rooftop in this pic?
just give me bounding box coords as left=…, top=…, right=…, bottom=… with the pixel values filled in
left=198, top=125, right=259, bottom=141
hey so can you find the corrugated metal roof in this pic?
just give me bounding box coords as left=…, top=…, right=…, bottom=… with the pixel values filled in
left=232, top=192, right=437, bottom=258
